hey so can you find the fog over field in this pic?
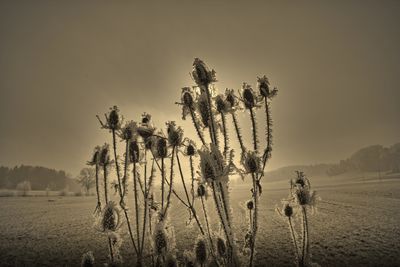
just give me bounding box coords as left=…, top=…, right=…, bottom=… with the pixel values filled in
left=0, top=1, right=399, bottom=267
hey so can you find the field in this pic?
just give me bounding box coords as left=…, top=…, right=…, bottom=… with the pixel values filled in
left=0, top=174, right=399, bottom=267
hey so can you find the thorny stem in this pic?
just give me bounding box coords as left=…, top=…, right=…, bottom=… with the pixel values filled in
left=204, top=83, right=219, bottom=148
left=133, top=162, right=142, bottom=258
left=176, top=151, right=205, bottom=235
left=211, top=182, right=233, bottom=263
left=161, top=157, right=165, bottom=212
left=163, top=146, right=176, bottom=218
left=231, top=112, right=246, bottom=154
left=108, top=237, right=114, bottom=263
left=141, top=151, right=149, bottom=255
left=103, top=165, right=114, bottom=263
left=301, top=206, right=309, bottom=267
left=190, top=155, right=195, bottom=206
left=220, top=112, right=229, bottom=161
left=111, top=129, right=124, bottom=200
left=249, top=107, right=258, bottom=153
left=288, top=217, right=300, bottom=266
left=200, top=196, right=215, bottom=254
left=249, top=172, right=259, bottom=267
left=260, top=98, right=272, bottom=181
left=190, top=108, right=206, bottom=147
left=122, top=140, right=130, bottom=199
left=218, top=182, right=232, bottom=228
left=94, top=163, right=101, bottom=213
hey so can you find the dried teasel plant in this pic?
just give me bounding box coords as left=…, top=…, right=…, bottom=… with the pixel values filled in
left=84, top=58, right=279, bottom=267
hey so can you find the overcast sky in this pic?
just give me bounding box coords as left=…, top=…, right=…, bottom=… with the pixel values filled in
left=0, top=0, right=399, bottom=176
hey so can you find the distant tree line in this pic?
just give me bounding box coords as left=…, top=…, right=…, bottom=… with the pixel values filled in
left=0, top=165, right=79, bottom=191
left=327, top=143, right=400, bottom=176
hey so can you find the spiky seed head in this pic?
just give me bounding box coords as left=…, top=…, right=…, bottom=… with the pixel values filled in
left=295, top=188, right=310, bottom=206
left=99, top=144, right=110, bottom=166
left=167, top=121, right=183, bottom=147
left=284, top=204, right=293, bottom=217
left=81, top=251, right=94, bottom=267
left=215, top=94, right=228, bottom=113
left=197, top=184, right=206, bottom=197
left=144, top=137, right=153, bottom=150
left=258, top=75, right=270, bottom=97
left=197, top=93, right=210, bottom=127
left=192, top=58, right=217, bottom=87
left=195, top=238, right=208, bottom=264
left=165, top=254, right=178, bottom=267
left=129, top=140, right=140, bottom=163
left=88, top=146, right=101, bottom=165
left=216, top=237, right=227, bottom=257
left=108, top=106, right=120, bottom=130
left=246, top=200, right=254, bottom=210
left=155, top=138, right=168, bottom=158
left=154, top=228, right=167, bottom=255
left=242, top=84, right=256, bottom=109
left=225, top=88, right=238, bottom=109
left=243, top=151, right=261, bottom=174
left=120, top=121, right=137, bottom=141
left=101, top=202, right=119, bottom=231
left=137, top=127, right=155, bottom=139
left=182, top=87, right=195, bottom=108
left=186, top=144, right=196, bottom=156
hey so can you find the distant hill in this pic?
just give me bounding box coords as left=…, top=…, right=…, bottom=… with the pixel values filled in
left=0, top=165, right=80, bottom=191
left=265, top=142, right=400, bottom=181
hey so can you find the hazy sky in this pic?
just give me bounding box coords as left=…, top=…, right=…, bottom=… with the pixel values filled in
left=0, top=0, right=399, bottom=176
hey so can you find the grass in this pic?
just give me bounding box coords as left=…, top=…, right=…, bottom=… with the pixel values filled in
left=0, top=176, right=399, bottom=267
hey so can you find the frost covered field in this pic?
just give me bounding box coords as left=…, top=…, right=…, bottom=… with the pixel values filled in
left=0, top=174, right=399, bottom=267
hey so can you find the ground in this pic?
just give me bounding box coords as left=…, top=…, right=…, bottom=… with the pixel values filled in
left=0, top=175, right=399, bottom=267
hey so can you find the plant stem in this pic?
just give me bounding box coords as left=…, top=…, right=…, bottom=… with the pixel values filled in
left=163, top=146, right=176, bottom=218
left=111, top=129, right=124, bottom=200
left=200, top=196, right=214, bottom=250
left=288, top=217, right=300, bottom=267
left=94, top=163, right=101, bottom=213
left=141, top=151, right=149, bottom=255
left=301, top=206, right=309, bottom=267
left=176, top=151, right=205, bottom=235
left=249, top=173, right=259, bottom=267
left=249, top=107, right=258, bottom=153
left=190, top=155, right=195, bottom=206
left=133, top=162, right=142, bottom=258
left=161, top=157, right=165, bottom=212
left=189, top=108, right=206, bottom=147
left=204, top=83, right=218, bottom=148
left=231, top=112, right=245, bottom=154
left=220, top=112, right=229, bottom=161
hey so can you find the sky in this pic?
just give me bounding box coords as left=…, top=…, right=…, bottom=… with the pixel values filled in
left=0, top=0, right=399, bottom=176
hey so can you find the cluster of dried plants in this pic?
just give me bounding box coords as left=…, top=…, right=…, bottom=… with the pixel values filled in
left=80, top=58, right=295, bottom=267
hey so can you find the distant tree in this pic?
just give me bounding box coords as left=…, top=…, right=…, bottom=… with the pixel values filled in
left=77, top=168, right=95, bottom=195
left=16, top=181, right=31, bottom=196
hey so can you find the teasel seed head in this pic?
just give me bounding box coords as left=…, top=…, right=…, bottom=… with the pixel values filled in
left=137, top=113, right=155, bottom=139
left=129, top=140, right=141, bottom=163
left=120, top=121, right=137, bottom=141
left=167, top=121, right=183, bottom=147
left=216, top=237, right=227, bottom=257
left=195, top=237, right=208, bottom=265
left=165, top=254, right=178, bottom=267
left=246, top=200, right=254, bottom=210
left=192, top=58, right=217, bottom=87
left=154, top=227, right=168, bottom=255
left=242, top=151, right=261, bottom=174
left=106, top=106, right=122, bottom=130
left=197, top=93, right=210, bottom=127
left=284, top=203, right=293, bottom=217
left=81, top=251, right=94, bottom=267
left=197, top=184, right=206, bottom=197
left=87, top=146, right=101, bottom=166
left=99, top=144, right=111, bottom=166
left=257, top=75, right=278, bottom=99
left=225, top=88, right=239, bottom=110
left=186, top=143, right=196, bottom=156
left=242, top=83, right=257, bottom=109
left=101, top=201, right=120, bottom=232
left=152, top=137, right=168, bottom=158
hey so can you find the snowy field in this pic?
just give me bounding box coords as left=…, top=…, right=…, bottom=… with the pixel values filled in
left=0, top=174, right=399, bottom=267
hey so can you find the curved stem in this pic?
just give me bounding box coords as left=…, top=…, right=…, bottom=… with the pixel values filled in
left=231, top=112, right=245, bottom=154
left=249, top=173, right=259, bottom=267
left=190, top=108, right=206, bottom=147
left=220, top=112, right=229, bottom=161
left=190, top=155, right=195, bottom=206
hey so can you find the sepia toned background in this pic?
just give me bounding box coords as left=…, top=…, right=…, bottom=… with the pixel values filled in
left=1, top=0, right=399, bottom=176
left=0, top=1, right=399, bottom=267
